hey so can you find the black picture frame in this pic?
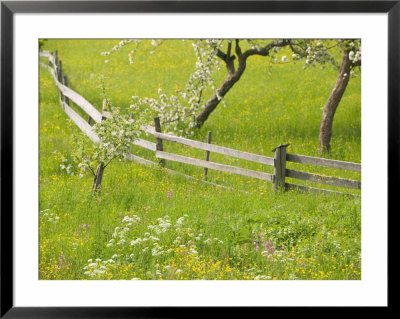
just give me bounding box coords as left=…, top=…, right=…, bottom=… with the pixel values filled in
left=1, top=1, right=395, bottom=317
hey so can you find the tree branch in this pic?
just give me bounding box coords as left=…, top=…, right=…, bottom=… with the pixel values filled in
left=103, top=157, right=115, bottom=169
left=227, top=41, right=232, bottom=57
left=242, top=39, right=289, bottom=60
left=217, top=46, right=236, bottom=74
left=161, top=111, right=195, bottom=125
left=288, top=40, right=307, bottom=57
left=87, top=164, right=96, bottom=177
left=216, top=49, right=227, bottom=61
left=235, top=39, right=243, bottom=59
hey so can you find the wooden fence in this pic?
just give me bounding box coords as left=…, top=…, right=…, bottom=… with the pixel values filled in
left=40, top=50, right=361, bottom=197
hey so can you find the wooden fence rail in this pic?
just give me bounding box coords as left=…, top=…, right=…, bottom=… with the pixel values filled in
left=150, top=130, right=275, bottom=166
left=40, top=51, right=154, bottom=165
left=144, top=129, right=361, bottom=196
left=156, top=151, right=274, bottom=182
left=285, top=168, right=361, bottom=189
left=40, top=50, right=361, bottom=197
left=39, top=59, right=102, bottom=123
left=286, top=153, right=361, bottom=172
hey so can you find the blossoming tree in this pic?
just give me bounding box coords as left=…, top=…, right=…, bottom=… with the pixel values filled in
left=102, top=39, right=361, bottom=153
left=66, top=98, right=143, bottom=192
left=318, top=41, right=361, bottom=153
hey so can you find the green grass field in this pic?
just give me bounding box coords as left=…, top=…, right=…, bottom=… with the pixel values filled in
left=39, top=39, right=361, bottom=280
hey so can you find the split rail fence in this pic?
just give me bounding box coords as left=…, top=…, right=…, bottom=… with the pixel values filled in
left=40, top=50, right=361, bottom=197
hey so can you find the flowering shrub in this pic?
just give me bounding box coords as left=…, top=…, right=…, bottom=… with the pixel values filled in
left=62, top=98, right=147, bottom=191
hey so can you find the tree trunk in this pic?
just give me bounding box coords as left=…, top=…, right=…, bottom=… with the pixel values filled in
left=318, top=50, right=352, bottom=154
left=194, top=39, right=289, bottom=128
left=195, top=64, right=246, bottom=128
left=92, top=163, right=105, bottom=193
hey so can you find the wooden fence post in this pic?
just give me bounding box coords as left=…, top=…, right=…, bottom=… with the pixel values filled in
left=57, top=60, right=63, bottom=81
left=272, top=144, right=289, bottom=191
left=204, top=131, right=212, bottom=180
left=54, top=50, right=58, bottom=71
left=47, top=51, right=53, bottom=67
left=63, top=75, right=70, bottom=106
left=58, top=60, right=65, bottom=101
left=154, top=116, right=165, bottom=167
left=57, top=60, right=64, bottom=102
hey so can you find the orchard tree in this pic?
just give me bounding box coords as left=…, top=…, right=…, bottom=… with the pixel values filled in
left=102, top=39, right=360, bottom=153
left=276, top=39, right=361, bottom=153
left=318, top=41, right=361, bottom=153
left=101, top=39, right=294, bottom=135
left=61, top=99, right=143, bottom=193
left=194, top=39, right=293, bottom=127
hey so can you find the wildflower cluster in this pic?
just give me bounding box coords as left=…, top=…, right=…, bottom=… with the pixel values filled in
left=40, top=209, right=60, bottom=224
left=106, top=214, right=141, bottom=248
left=253, top=236, right=276, bottom=258
left=83, top=213, right=230, bottom=279
left=83, top=257, right=116, bottom=278
left=39, top=237, right=74, bottom=280
left=59, top=157, right=77, bottom=175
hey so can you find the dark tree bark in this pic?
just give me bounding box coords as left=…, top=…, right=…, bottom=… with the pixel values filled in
left=92, top=163, right=105, bottom=192
left=318, top=50, right=352, bottom=154
left=195, top=39, right=289, bottom=128
left=195, top=61, right=246, bottom=127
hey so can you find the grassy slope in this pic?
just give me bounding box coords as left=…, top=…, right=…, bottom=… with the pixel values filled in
left=39, top=40, right=361, bottom=280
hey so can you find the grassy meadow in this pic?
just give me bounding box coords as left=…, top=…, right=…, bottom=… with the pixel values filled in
left=39, top=39, right=361, bottom=280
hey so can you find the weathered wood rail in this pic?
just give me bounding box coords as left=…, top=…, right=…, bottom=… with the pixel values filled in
left=285, top=168, right=361, bottom=189
left=40, top=50, right=156, bottom=153
left=146, top=130, right=275, bottom=166
left=156, top=151, right=274, bottom=182
left=40, top=50, right=361, bottom=197
left=286, top=153, right=361, bottom=172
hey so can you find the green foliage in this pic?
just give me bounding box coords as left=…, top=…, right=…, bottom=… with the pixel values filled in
left=64, top=90, right=146, bottom=182
left=92, top=106, right=141, bottom=164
